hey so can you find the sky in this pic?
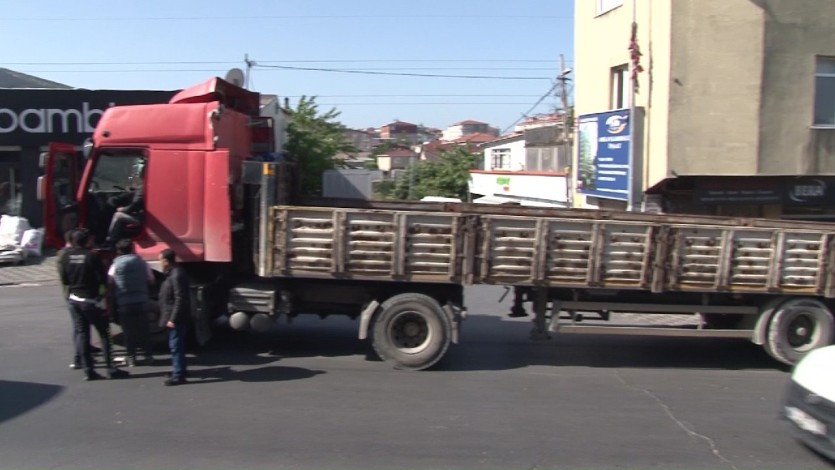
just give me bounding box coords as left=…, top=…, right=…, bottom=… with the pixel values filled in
left=2, top=1, right=574, bottom=132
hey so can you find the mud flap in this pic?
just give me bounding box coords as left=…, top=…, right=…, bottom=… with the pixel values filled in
left=190, top=285, right=214, bottom=346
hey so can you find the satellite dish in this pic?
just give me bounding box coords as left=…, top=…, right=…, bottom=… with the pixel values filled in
left=225, top=68, right=245, bottom=87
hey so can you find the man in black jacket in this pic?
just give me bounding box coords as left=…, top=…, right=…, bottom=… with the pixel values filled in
left=158, top=248, right=190, bottom=386
left=59, top=229, right=128, bottom=380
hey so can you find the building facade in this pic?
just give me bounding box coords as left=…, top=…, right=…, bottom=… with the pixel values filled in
left=574, top=0, right=835, bottom=219
left=441, top=120, right=499, bottom=142
left=469, top=127, right=570, bottom=207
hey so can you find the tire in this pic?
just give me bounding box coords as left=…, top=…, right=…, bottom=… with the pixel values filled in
left=371, top=293, right=452, bottom=371
left=765, top=298, right=834, bottom=365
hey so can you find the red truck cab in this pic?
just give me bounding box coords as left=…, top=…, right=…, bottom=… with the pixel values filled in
left=42, top=77, right=265, bottom=266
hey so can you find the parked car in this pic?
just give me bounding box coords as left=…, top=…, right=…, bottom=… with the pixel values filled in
left=783, top=344, right=835, bottom=460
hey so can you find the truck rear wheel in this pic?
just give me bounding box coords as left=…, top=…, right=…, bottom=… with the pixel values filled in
left=371, top=293, right=452, bottom=371
left=765, top=298, right=834, bottom=365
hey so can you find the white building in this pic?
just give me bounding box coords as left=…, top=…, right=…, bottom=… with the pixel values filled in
left=468, top=133, right=569, bottom=207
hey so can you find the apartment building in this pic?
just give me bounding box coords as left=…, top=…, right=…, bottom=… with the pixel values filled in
left=574, top=0, right=835, bottom=219
left=441, top=120, right=499, bottom=142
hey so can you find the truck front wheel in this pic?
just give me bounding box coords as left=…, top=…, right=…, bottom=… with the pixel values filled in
left=371, top=293, right=452, bottom=371
left=765, top=298, right=834, bottom=365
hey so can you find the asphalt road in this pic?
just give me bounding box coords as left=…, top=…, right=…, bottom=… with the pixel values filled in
left=0, top=283, right=830, bottom=469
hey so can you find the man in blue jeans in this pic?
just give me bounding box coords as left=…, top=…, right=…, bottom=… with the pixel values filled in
left=158, top=248, right=190, bottom=386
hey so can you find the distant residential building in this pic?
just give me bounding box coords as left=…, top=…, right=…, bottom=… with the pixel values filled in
left=376, top=148, right=418, bottom=172
left=419, top=126, right=443, bottom=143
left=379, top=120, right=419, bottom=145
left=260, top=94, right=290, bottom=153
left=442, top=119, right=499, bottom=141
left=343, top=128, right=375, bottom=153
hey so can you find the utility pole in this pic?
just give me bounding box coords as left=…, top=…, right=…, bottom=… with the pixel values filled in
left=557, top=54, right=573, bottom=208
left=244, top=54, right=256, bottom=89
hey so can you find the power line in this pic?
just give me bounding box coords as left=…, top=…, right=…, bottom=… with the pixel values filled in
left=288, top=94, right=544, bottom=98
left=253, top=64, right=549, bottom=80
left=501, top=82, right=559, bottom=133
left=317, top=103, right=547, bottom=106
left=3, top=14, right=573, bottom=22
left=5, top=59, right=571, bottom=66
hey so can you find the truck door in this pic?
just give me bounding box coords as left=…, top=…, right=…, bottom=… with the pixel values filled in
left=40, top=143, right=81, bottom=249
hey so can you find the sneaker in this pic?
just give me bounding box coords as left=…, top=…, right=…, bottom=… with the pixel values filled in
left=107, top=368, right=130, bottom=379
left=85, top=371, right=104, bottom=381
left=126, top=357, right=137, bottom=368
left=164, top=377, right=186, bottom=386
left=69, top=363, right=82, bottom=370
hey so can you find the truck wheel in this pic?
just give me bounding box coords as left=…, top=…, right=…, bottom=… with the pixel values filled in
left=765, top=298, right=834, bottom=365
left=371, top=293, right=452, bottom=371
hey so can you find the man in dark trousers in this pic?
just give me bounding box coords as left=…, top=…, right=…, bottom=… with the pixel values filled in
left=59, top=229, right=102, bottom=370
left=59, top=229, right=128, bottom=380
left=108, top=238, right=155, bottom=367
left=158, top=248, right=190, bottom=386
left=106, top=178, right=144, bottom=244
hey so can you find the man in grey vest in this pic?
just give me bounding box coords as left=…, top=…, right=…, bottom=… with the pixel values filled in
left=108, top=238, right=155, bottom=366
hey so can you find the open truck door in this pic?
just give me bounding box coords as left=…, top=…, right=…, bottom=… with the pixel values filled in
left=39, top=142, right=82, bottom=249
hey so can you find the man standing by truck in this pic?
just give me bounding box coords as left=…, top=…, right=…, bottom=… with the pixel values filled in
left=158, top=248, right=189, bottom=386
left=60, top=229, right=128, bottom=380
left=107, top=238, right=155, bottom=367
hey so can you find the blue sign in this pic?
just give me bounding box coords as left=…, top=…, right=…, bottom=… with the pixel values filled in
left=576, top=109, right=631, bottom=201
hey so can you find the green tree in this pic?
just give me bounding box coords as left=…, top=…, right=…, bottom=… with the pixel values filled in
left=284, top=96, right=354, bottom=196
left=392, top=146, right=478, bottom=201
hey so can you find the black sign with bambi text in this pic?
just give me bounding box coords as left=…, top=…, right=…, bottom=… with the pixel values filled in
left=0, top=88, right=176, bottom=147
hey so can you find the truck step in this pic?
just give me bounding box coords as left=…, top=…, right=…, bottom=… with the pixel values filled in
left=554, top=324, right=753, bottom=338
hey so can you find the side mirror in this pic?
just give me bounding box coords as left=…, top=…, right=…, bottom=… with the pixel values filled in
left=82, top=138, right=94, bottom=159
left=36, top=176, right=44, bottom=201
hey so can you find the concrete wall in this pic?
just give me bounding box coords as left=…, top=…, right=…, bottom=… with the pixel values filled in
left=755, top=0, right=835, bottom=174
left=667, top=0, right=765, bottom=176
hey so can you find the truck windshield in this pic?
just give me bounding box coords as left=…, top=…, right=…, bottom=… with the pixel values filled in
left=88, top=151, right=146, bottom=192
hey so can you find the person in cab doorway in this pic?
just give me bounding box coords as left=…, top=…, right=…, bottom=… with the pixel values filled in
left=59, top=229, right=129, bottom=381
left=158, top=248, right=190, bottom=386
left=106, top=169, right=145, bottom=245
left=108, top=238, right=155, bottom=367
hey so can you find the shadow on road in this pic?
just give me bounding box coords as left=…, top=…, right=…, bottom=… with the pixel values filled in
left=185, top=312, right=788, bottom=373
left=125, top=365, right=324, bottom=385
left=0, top=380, right=63, bottom=424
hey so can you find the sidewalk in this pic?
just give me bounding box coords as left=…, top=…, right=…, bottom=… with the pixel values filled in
left=0, top=250, right=59, bottom=286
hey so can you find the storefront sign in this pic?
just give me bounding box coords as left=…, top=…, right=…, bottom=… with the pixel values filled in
left=695, top=177, right=835, bottom=205
left=576, top=109, right=631, bottom=201
left=0, top=89, right=175, bottom=146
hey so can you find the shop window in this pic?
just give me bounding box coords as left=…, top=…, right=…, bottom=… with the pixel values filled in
left=0, top=152, right=21, bottom=216
left=815, top=56, right=835, bottom=126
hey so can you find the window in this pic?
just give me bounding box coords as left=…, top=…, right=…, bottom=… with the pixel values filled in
left=0, top=164, right=20, bottom=216
left=611, top=65, right=629, bottom=109
left=491, top=148, right=511, bottom=170
left=526, top=147, right=570, bottom=172
left=88, top=151, right=146, bottom=192
left=597, top=0, right=624, bottom=15
left=815, top=57, right=835, bottom=126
